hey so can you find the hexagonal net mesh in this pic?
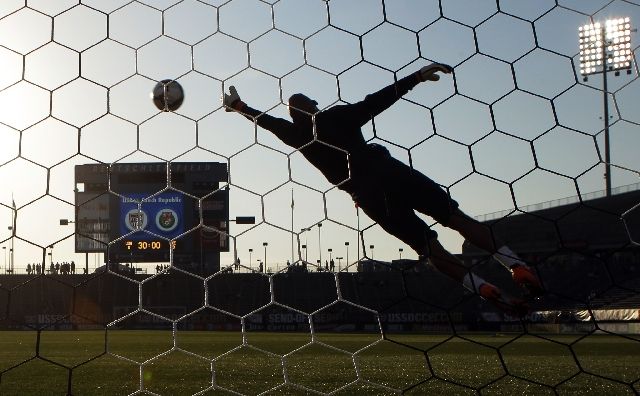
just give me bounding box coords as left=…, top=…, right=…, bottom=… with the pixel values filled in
left=0, top=0, right=639, bottom=394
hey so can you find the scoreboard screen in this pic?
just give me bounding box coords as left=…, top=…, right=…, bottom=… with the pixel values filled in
left=117, top=190, right=184, bottom=259
left=75, top=162, right=229, bottom=269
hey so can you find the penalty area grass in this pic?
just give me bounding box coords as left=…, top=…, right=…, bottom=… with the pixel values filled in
left=0, top=331, right=638, bottom=395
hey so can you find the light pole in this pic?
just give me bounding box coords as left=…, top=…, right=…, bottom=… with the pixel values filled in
left=317, top=223, right=322, bottom=265
left=369, top=245, right=374, bottom=260
left=262, top=242, right=268, bottom=272
left=328, top=248, right=332, bottom=262
left=8, top=225, right=14, bottom=274
left=60, top=218, right=88, bottom=274
left=300, top=227, right=311, bottom=263
left=399, top=248, right=403, bottom=260
left=345, top=242, right=349, bottom=271
left=336, top=257, right=343, bottom=271
left=301, top=227, right=311, bottom=243
left=578, top=17, right=633, bottom=196
left=2, top=246, right=6, bottom=274
left=225, top=216, right=256, bottom=273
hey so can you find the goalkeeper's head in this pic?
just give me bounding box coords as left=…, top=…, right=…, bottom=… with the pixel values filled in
left=288, top=93, right=318, bottom=125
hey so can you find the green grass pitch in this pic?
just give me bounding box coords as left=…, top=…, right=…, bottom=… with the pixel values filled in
left=1, top=331, right=639, bottom=395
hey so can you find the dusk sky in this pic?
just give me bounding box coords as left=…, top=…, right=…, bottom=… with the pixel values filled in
left=0, top=0, right=638, bottom=273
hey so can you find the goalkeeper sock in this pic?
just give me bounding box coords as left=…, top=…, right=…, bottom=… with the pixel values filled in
left=494, top=245, right=526, bottom=269
left=462, top=272, right=487, bottom=294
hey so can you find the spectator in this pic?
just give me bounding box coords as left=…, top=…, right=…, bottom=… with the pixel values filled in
left=27, top=263, right=32, bottom=275
left=70, top=261, right=75, bottom=274
left=36, top=263, right=41, bottom=274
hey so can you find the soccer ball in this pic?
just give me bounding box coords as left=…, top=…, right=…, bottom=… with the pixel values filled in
left=151, top=79, right=185, bottom=112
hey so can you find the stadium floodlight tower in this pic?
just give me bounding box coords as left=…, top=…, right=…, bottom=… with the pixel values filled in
left=578, top=17, right=634, bottom=196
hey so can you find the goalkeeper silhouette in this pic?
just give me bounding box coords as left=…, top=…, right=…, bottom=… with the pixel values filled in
left=223, top=64, right=542, bottom=315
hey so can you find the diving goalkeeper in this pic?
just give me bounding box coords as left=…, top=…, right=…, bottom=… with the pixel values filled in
left=223, top=64, right=542, bottom=315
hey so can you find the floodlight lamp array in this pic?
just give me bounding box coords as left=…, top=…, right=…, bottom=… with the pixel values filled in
left=578, top=17, right=633, bottom=76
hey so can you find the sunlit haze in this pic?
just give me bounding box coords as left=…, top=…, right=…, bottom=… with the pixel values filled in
left=0, top=0, right=638, bottom=274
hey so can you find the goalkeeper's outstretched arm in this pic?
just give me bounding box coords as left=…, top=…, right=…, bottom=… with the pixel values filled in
left=345, top=63, right=454, bottom=127
left=222, top=86, right=301, bottom=147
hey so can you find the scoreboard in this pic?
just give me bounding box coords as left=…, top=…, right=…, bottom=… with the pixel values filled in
left=74, top=162, right=229, bottom=271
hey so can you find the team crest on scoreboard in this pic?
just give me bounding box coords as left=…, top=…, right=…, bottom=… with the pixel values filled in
left=124, top=209, right=148, bottom=231
left=156, top=208, right=178, bottom=232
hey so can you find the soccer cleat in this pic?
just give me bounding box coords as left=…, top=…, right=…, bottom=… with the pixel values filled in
left=479, top=283, right=530, bottom=317
left=511, top=264, right=544, bottom=299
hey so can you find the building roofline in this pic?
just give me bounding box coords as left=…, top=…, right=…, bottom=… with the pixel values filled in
left=474, top=182, right=640, bottom=222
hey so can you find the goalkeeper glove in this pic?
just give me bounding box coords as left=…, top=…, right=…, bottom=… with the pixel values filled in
left=417, top=63, right=453, bottom=82
left=223, top=86, right=244, bottom=112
